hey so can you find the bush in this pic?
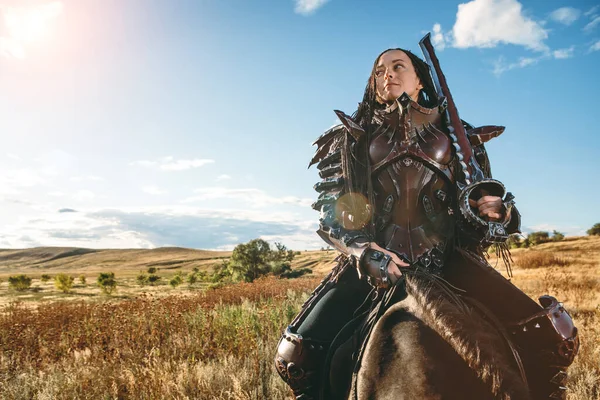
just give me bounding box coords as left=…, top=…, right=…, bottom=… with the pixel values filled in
left=527, top=231, right=551, bottom=246
left=147, top=267, right=157, bottom=274
left=54, top=274, right=74, bottom=293
left=169, top=275, right=183, bottom=288
left=79, top=275, right=86, bottom=285
left=552, top=230, right=565, bottom=241
left=186, top=272, right=198, bottom=286
left=587, top=223, right=600, bottom=236
left=97, top=272, right=117, bottom=294
left=8, top=275, right=32, bottom=291
left=506, top=234, right=523, bottom=249
left=40, top=274, right=51, bottom=283
left=147, top=274, right=161, bottom=286
left=136, top=273, right=149, bottom=286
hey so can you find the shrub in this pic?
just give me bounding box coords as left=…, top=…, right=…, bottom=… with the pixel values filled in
left=169, top=275, right=183, bottom=288
left=136, top=273, right=149, bottom=286
left=147, top=267, right=157, bottom=274
left=516, top=251, right=570, bottom=269
left=147, top=274, right=161, bottom=286
left=54, top=273, right=74, bottom=293
left=40, top=274, right=51, bottom=282
left=79, top=275, right=86, bottom=285
left=527, top=231, right=551, bottom=246
left=552, top=230, right=565, bottom=241
left=587, top=223, right=600, bottom=236
left=186, top=272, right=198, bottom=286
left=8, top=275, right=32, bottom=291
left=97, top=272, right=117, bottom=294
left=506, top=234, right=523, bottom=249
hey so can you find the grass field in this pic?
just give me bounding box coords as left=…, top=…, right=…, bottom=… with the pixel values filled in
left=0, top=237, right=598, bottom=399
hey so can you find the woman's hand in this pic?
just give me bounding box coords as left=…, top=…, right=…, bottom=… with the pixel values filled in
left=367, top=242, right=410, bottom=286
left=468, top=195, right=504, bottom=222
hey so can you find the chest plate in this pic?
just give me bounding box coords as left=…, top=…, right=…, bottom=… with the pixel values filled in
left=368, top=97, right=456, bottom=264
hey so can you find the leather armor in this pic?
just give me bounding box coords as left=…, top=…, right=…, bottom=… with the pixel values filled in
left=368, top=94, right=456, bottom=267
left=308, top=93, right=521, bottom=272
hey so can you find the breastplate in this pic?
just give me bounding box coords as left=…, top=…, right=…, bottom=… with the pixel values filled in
left=368, top=95, right=456, bottom=265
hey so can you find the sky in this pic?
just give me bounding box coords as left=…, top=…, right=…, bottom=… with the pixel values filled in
left=0, top=0, right=599, bottom=251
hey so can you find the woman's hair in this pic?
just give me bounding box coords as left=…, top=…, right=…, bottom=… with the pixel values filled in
left=352, top=48, right=438, bottom=128
left=348, top=49, right=439, bottom=235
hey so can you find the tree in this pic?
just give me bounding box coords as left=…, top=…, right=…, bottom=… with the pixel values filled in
left=97, top=272, right=117, bottom=294
left=506, top=234, right=523, bottom=249
left=552, top=230, right=565, bottom=241
left=8, top=275, right=32, bottom=291
left=587, top=223, right=600, bottom=236
left=224, top=239, right=299, bottom=283
left=527, top=231, right=550, bottom=246
left=229, top=239, right=273, bottom=282
left=54, top=273, right=74, bottom=293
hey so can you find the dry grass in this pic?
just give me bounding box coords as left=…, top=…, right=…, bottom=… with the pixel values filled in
left=0, top=277, right=320, bottom=400
left=0, top=237, right=598, bottom=399
left=514, top=250, right=571, bottom=268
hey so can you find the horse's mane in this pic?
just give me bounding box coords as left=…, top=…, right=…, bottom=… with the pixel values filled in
left=402, top=272, right=530, bottom=400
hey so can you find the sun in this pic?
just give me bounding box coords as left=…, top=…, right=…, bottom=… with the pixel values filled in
left=1, top=1, right=63, bottom=58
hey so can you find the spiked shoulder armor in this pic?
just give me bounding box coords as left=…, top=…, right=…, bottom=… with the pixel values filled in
left=309, top=112, right=373, bottom=255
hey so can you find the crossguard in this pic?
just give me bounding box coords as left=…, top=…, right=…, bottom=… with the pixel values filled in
left=458, top=179, right=511, bottom=245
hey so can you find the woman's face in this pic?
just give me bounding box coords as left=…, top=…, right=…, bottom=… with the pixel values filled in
left=374, top=50, right=423, bottom=104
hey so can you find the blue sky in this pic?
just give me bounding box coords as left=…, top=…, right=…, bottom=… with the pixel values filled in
left=1, top=0, right=599, bottom=250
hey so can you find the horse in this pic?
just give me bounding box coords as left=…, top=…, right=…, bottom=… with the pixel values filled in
left=324, top=271, right=531, bottom=400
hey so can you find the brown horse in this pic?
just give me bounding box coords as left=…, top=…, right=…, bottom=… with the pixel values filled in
left=325, top=272, right=531, bottom=400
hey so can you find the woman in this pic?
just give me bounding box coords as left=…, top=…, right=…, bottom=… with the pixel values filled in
left=275, top=47, right=578, bottom=400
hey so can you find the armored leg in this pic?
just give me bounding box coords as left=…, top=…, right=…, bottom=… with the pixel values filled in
left=445, top=249, right=579, bottom=399
left=510, top=296, right=579, bottom=400
left=274, top=256, right=372, bottom=400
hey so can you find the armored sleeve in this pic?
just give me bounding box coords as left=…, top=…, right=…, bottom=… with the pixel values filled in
left=308, top=123, right=373, bottom=259
left=456, top=123, right=522, bottom=247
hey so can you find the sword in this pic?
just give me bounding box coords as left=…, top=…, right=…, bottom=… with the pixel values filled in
left=419, top=33, right=510, bottom=245
left=419, top=32, right=485, bottom=186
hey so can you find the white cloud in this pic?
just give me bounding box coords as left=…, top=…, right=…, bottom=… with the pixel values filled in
left=142, top=185, right=166, bottom=195
left=552, top=46, right=575, bottom=59
left=492, top=55, right=543, bottom=76
left=215, top=174, right=231, bottom=182
left=70, top=175, right=104, bottom=182
left=584, top=5, right=599, bottom=17
left=6, top=153, right=21, bottom=161
left=0, top=205, right=321, bottom=250
left=431, top=23, right=447, bottom=50
left=72, top=189, right=95, bottom=201
left=182, top=187, right=313, bottom=208
left=130, top=156, right=214, bottom=171
left=589, top=40, right=600, bottom=52
left=583, top=16, right=600, bottom=33
left=549, top=7, right=581, bottom=25
left=294, top=0, right=329, bottom=15
left=451, top=0, right=549, bottom=52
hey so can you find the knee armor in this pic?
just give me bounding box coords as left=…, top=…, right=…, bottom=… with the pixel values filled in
left=511, top=295, right=579, bottom=399
left=274, top=326, right=330, bottom=400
